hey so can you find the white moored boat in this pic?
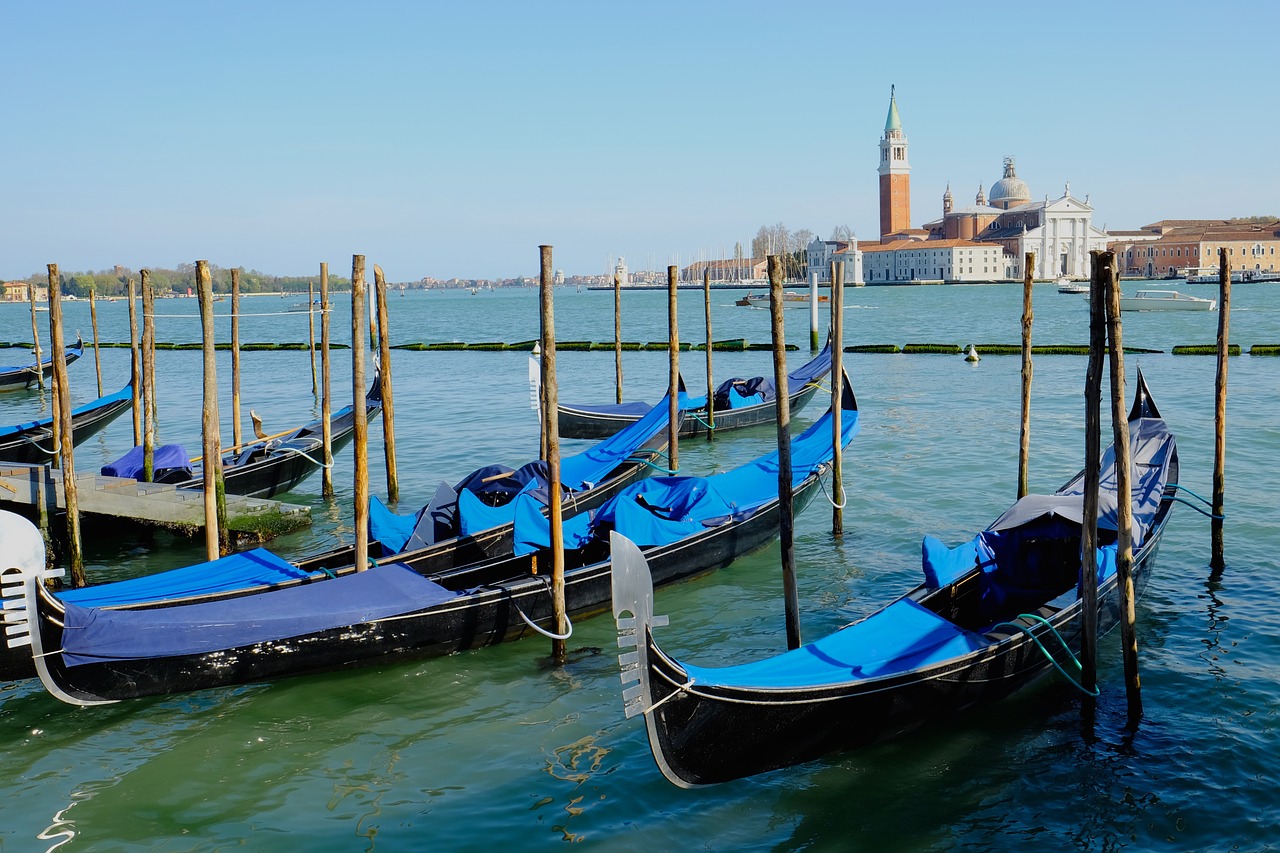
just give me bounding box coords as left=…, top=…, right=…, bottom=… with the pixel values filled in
left=1118, top=290, right=1217, bottom=312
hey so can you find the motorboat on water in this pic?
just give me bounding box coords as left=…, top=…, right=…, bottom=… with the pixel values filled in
left=1117, top=290, right=1216, bottom=312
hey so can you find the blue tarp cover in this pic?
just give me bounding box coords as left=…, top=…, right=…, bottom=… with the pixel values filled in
left=60, top=562, right=459, bottom=667
left=683, top=598, right=988, bottom=689
left=101, top=443, right=192, bottom=480
left=369, top=495, right=423, bottom=555
left=0, top=383, right=131, bottom=439
left=57, top=548, right=314, bottom=608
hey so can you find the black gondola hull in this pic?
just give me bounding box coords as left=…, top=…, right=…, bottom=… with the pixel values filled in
left=0, top=385, right=132, bottom=464
left=30, top=471, right=824, bottom=702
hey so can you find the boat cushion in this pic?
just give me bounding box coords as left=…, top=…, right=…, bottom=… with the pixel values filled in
left=101, top=443, right=192, bottom=480
left=682, top=598, right=988, bottom=689
left=59, top=562, right=459, bottom=667
left=921, top=535, right=979, bottom=588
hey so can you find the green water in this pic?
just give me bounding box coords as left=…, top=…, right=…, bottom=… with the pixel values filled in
left=1, top=282, right=1277, bottom=850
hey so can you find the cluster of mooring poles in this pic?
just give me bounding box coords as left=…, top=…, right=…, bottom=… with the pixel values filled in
left=27, top=256, right=401, bottom=588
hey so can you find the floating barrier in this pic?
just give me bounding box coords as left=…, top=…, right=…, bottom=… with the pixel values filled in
left=1173, top=344, right=1241, bottom=356
left=902, top=343, right=963, bottom=354
left=1249, top=345, right=1280, bottom=356
left=844, top=344, right=901, bottom=354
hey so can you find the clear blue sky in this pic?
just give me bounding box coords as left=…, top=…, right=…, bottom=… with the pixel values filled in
left=3, top=1, right=1275, bottom=281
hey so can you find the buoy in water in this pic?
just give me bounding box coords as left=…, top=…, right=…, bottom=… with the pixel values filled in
left=964, top=344, right=980, bottom=362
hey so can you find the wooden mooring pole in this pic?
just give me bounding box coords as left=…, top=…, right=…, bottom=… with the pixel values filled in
left=1211, top=249, right=1231, bottom=571
left=1080, top=251, right=1106, bottom=694
left=809, top=270, right=820, bottom=352
left=48, top=264, right=85, bottom=586
left=308, top=280, right=318, bottom=398
left=89, top=288, right=104, bottom=397
left=320, top=262, right=334, bottom=499
left=374, top=264, right=399, bottom=502
left=540, top=245, right=567, bottom=663
left=831, top=260, right=845, bottom=537
left=704, top=267, right=714, bottom=436
left=667, top=265, right=680, bottom=472
left=28, top=276, right=44, bottom=390
left=1102, top=250, right=1141, bottom=720
left=351, top=255, right=370, bottom=572
left=197, top=260, right=228, bottom=559
left=231, top=268, right=243, bottom=448
left=769, top=256, right=801, bottom=650
left=127, top=278, right=142, bottom=445
left=613, top=271, right=623, bottom=404
left=141, top=269, right=157, bottom=481
left=1018, top=252, right=1035, bottom=499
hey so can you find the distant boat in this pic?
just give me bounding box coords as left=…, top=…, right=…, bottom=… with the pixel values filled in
left=1057, top=277, right=1088, bottom=294
left=738, top=291, right=829, bottom=309
left=1118, top=290, right=1217, bottom=312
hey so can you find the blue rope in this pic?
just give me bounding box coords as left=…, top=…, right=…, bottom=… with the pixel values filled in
left=992, top=613, right=1100, bottom=697
left=1170, top=483, right=1214, bottom=506
left=687, top=410, right=714, bottom=431
left=1169, top=496, right=1223, bottom=519
left=641, top=450, right=679, bottom=476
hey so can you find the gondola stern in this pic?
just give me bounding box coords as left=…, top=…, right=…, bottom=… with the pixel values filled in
left=1128, top=366, right=1161, bottom=422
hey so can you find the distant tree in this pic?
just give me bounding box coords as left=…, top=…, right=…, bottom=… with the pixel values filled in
left=733, top=242, right=744, bottom=261
left=790, top=229, right=815, bottom=253
left=1229, top=215, right=1278, bottom=224
left=829, top=225, right=856, bottom=242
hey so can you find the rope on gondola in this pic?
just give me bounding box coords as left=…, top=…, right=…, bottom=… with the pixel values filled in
left=992, top=613, right=1099, bottom=697
left=1167, top=484, right=1223, bottom=519
left=641, top=450, right=678, bottom=476
left=817, top=470, right=846, bottom=509
left=686, top=410, right=714, bottom=431
left=273, top=445, right=332, bottom=469
left=22, top=436, right=59, bottom=456
left=512, top=576, right=573, bottom=640
left=642, top=677, right=696, bottom=716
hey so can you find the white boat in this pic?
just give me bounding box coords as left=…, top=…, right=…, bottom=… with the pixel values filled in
left=1118, top=290, right=1217, bottom=312
left=1056, top=277, right=1088, bottom=294
left=738, top=291, right=829, bottom=309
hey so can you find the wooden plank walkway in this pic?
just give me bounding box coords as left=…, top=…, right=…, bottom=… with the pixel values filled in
left=0, top=463, right=310, bottom=540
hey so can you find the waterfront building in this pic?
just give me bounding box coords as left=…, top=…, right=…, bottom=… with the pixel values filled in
left=1107, top=220, right=1280, bottom=278
left=806, top=237, right=865, bottom=285
left=613, top=257, right=629, bottom=288
left=860, top=239, right=1004, bottom=284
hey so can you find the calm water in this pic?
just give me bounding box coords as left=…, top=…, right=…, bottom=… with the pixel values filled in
left=1, top=282, right=1278, bottom=851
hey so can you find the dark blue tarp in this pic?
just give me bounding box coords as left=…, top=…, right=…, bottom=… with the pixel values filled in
left=101, top=443, right=192, bottom=480
left=57, top=548, right=315, bottom=608
left=60, top=562, right=459, bottom=667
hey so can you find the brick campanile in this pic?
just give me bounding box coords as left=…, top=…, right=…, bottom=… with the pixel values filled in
left=878, top=86, right=911, bottom=242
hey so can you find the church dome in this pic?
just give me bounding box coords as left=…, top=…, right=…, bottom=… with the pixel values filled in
left=988, top=157, right=1030, bottom=208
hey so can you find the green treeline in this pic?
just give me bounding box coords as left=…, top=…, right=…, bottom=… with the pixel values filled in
left=17, top=264, right=352, bottom=298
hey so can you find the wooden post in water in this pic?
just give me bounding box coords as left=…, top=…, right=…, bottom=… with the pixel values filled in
left=1018, top=252, right=1035, bottom=499
left=769, top=256, right=801, bottom=650
left=352, top=256, right=370, bottom=572
left=28, top=277, right=44, bottom=390
left=540, top=245, right=568, bottom=662
left=48, top=264, right=85, bottom=586
left=308, top=280, right=318, bottom=398
left=196, top=261, right=228, bottom=559
left=613, top=271, right=623, bottom=404
left=666, top=265, right=680, bottom=473
left=89, top=288, right=104, bottom=397
left=231, top=268, right=243, bottom=448
left=141, top=269, right=157, bottom=481
left=809, top=270, right=820, bottom=352
left=831, top=260, right=845, bottom=536
left=1102, top=250, right=1142, bottom=720
left=374, top=265, right=399, bottom=502
left=368, top=279, right=378, bottom=351
left=127, top=278, right=142, bottom=445
left=704, top=267, right=714, bottom=436
left=1080, top=251, right=1106, bottom=694
left=1211, top=248, right=1231, bottom=571
left=320, top=262, right=334, bottom=499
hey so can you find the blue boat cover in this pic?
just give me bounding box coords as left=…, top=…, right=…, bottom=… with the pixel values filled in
left=57, top=548, right=315, bottom=608
left=369, top=495, right=424, bottom=555
left=59, top=562, right=459, bottom=667
left=101, top=443, right=192, bottom=480
left=0, top=382, right=132, bottom=439
left=509, top=399, right=861, bottom=554
left=682, top=598, right=989, bottom=689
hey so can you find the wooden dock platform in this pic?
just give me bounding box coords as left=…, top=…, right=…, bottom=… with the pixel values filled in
left=0, top=463, right=311, bottom=541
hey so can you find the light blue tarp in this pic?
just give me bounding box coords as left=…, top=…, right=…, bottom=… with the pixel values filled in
left=57, top=548, right=314, bottom=608
left=510, top=395, right=860, bottom=555
left=60, top=562, right=458, bottom=667
left=0, top=382, right=131, bottom=439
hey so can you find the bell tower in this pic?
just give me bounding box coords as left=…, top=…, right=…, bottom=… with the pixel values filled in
left=878, top=85, right=911, bottom=242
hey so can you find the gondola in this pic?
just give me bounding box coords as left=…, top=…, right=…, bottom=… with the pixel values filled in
left=610, top=370, right=1178, bottom=787
left=0, top=388, right=677, bottom=682
left=99, top=374, right=384, bottom=499
left=556, top=341, right=833, bottom=439
left=0, top=379, right=133, bottom=464
left=14, top=377, right=857, bottom=704
left=0, top=335, right=84, bottom=392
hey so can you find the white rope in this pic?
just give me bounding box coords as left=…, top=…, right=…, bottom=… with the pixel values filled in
left=818, top=471, right=847, bottom=509
left=143, top=309, right=331, bottom=319
left=272, top=445, right=332, bottom=469
left=515, top=600, right=573, bottom=640
left=642, top=677, right=695, bottom=716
